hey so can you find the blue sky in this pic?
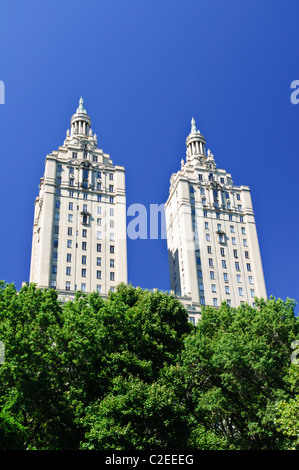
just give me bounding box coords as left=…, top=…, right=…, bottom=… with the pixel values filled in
left=0, top=0, right=298, bottom=311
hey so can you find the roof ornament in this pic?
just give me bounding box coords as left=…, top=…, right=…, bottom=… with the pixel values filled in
left=77, top=96, right=86, bottom=114
left=191, top=117, right=199, bottom=134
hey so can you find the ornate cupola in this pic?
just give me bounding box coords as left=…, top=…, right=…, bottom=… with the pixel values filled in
left=70, top=97, right=92, bottom=136
left=186, top=117, right=206, bottom=162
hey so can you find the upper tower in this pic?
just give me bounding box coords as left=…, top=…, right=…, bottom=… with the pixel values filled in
left=186, top=117, right=206, bottom=162
left=70, top=97, right=92, bottom=137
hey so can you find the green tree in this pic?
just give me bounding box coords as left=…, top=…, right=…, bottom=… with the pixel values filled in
left=180, top=297, right=299, bottom=450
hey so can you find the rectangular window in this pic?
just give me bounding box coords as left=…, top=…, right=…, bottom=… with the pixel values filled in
left=222, top=260, right=227, bottom=268
left=225, top=286, right=230, bottom=295
left=207, top=246, right=212, bottom=254
left=52, top=265, right=57, bottom=274
left=97, top=257, right=101, bottom=266
left=236, top=193, right=241, bottom=200
left=81, top=268, right=86, bottom=278
left=235, top=262, right=240, bottom=271
left=72, top=152, right=77, bottom=159
left=109, top=173, right=113, bottom=181
left=69, top=202, right=73, bottom=211
left=200, top=297, right=205, bottom=306
left=247, top=263, right=251, bottom=271
left=233, top=249, right=238, bottom=258
left=66, top=253, right=72, bottom=263
left=230, top=225, right=234, bottom=233
left=205, top=222, right=209, bottom=229
left=68, top=214, right=73, bottom=222
left=196, top=256, right=201, bottom=265
left=239, top=287, right=244, bottom=296
left=93, top=155, right=98, bottom=162
left=216, top=212, right=220, bottom=219
left=68, top=227, right=72, bottom=236
left=55, top=212, right=60, bottom=220
left=110, top=220, right=115, bottom=228
left=96, top=285, right=101, bottom=293
left=55, top=200, right=61, bottom=209
left=248, top=276, right=253, bottom=285
left=57, top=176, right=61, bottom=185
left=66, top=267, right=71, bottom=276
left=54, top=225, right=59, bottom=234
left=69, top=190, right=74, bottom=198
left=82, top=229, right=87, bottom=238
left=81, top=283, right=86, bottom=292
left=213, top=298, right=218, bottom=307
left=53, top=239, right=58, bottom=248
left=82, top=255, right=86, bottom=265
left=203, top=210, right=208, bottom=218
left=237, top=274, right=242, bottom=283
left=250, top=289, right=255, bottom=298
left=97, top=182, right=102, bottom=190
left=210, top=271, right=215, bottom=280
left=211, top=284, right=216, bottom=293
left=97, top=231, right=102, bottom=240
left=232, top=237, right=236, bottom=245
left=109, top=196, right=114, bottom=204
left=229, top=214, right=233, bottom=221
left=97, top=195, right=102, bottom=202
left=67, top=239, right=72, bottom=248
left=109, top=185, right=114, bottom=192
left=245, top=251, right=249, bottom=259
left=240, top=216, right=244, bottom=223
left=97, top=243, right=102, bottom=253
left=97, top=270, right=102, bottom=279
left=65, top=281, right=70, bottom=291
left=82, top=241, right=87, bottom=251
left=97, top=206, right=101, bottom=215
left=110, top=245, right=115, bottom=254
left=220, top=247, right=225, bottom=256
left=110, top=259, right=115, bottom=268
left=110, top=272, right=115, bottom=281
left=209, top=258, right=213, bottom=267
left=223, top=272, right=228, bottom=281
left=110, top=208, right=114, bottom=217
left=217, top=223, right=221, bottom=231
left=241, top=227, right=246, bottom=235
left=220, top=177, right=225, bottom=184
left=200, top=187, right=205, bottom=195
left=243, top=239, right=248, bottom=247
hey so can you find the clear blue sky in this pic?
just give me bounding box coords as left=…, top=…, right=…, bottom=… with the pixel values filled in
left=0, top=0, right=298, bottom=312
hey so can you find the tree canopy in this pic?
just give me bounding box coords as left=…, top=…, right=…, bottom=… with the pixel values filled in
left=0, top=281, right=298, bottom=450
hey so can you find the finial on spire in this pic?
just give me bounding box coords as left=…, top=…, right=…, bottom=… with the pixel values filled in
left=76, top=96, right=86, bottom=114
left=191, top=117, right=198, bottom=134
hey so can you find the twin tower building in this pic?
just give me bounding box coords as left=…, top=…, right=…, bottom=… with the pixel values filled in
left=29, top=99, right=267, bottom=321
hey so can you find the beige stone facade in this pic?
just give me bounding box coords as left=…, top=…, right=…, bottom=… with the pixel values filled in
left=29, top=98, right=127, bottom=299
left=165, top=118, right=267, bottom=315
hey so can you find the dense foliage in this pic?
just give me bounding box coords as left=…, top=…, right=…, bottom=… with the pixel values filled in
left=0, top=281, right=298, bottom=450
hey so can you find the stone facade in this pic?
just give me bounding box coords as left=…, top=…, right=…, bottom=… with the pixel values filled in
left=29, top=98, right=127, bottom=299
left=165, top=118, right=267, bottom=314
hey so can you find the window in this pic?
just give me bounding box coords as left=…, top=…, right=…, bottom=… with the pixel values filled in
left=67, top=239, right=72, bottom=248
left=238, top=204, right=242, bottom=211
left=97, top=231, right=102, bottom=240
left=52, top=252, right=58, bottom=261
left=232, top=237, right=236, bottom=245
left=66, top=267, right=71, bottom=276
left=220, top=247, right=225, bottom=256
left=210, top=271, right=215, bottom=280
left=225, top=286, right=230, bottom=295
left=220, top=177, right=225, bottom=184
left=69, top=179, right=74, bottom=186
left=233, top=249, right=238, bottom=258
left=227, top=299, right=231, bottom=307
left=109, top=173, right=113, bottom=181
left=230, top=225, right=235, bottom=233
left=97, top=171, right=101, bottom=178
left=93, top=155, right=98, bottom=162
left=200, top=187, right=205, bottom=195
left=57, top=176, right=61, bottom=185
left=72, top=152, right=77, bottom=159
left=213, top=298, right=218, bottom=307
left=81, top=269, right=86, bottom=278
left=205, top=222, right=209, bottom=229
left=250, top=289, right=255, bottom=298
left=82, top=255, right=86, bottom=265
left=69, top=190, right=74, bottom=198
left=198, top=269, right=203, bottom=278
left=53, top=239, right=58, bottom=248
left=222, top=260, right=227, bottom=268
left=110, top=272, right=115, bottom=281
left=110, top=233, right=115, bottom=241
left=196, top=256, right=201, bottom=265
left=203, top=210, right=208, bottom=218
left=109, top=185, right=114, bottom=192
left=239, top=287, right=244, bottom=296
left=110, top=245, right=115, bottom=254
left=216, top=212, right=220, bottom=219
left=83, top=193, right=88, bottom=200
left=68, top=227, right=72, bottom=236
left=110, top=259, right=115, bottom=268
left=217, top=223, right=222, bottom=231
left=55, top=212, right=60, bottom=220
left=110, top=208, right=114, bottom=217
left=211, top=284, right=216, bottom=293
left=66, top=253, right=72, bottom=263
left=235, top=262, right=240, bottom=271
left=207, top=246, right=212, bottom=254
left=96, top=285, right=101, bottom=293
left=236, top=193, right=241, bottom=200
left=243, top=239, right=248, bottom=247
left=68, top=214, right=73, bottom=222
left=82, top=241, right=87, bottom=250
left=56, top=188, right=61, bottom=195
left=198, top=174, right=203, bottom=181
left=97, top=206, right=101, bottom=215
left=97, top=195, right=101, bottom=202
left=248, top=276, right=253, bottom=285
left=97, top=257, right=101, bottom=266
left=110, top=220, right=115, bottom=228
left=109, top=196, right=114, bottom=204
left=223, top=272, right=228, bottom=281
left=54, top=225, right=59, bottom=234
left=56, top=200, right=61, bottom=209
left=57, top=164, right=62, bottom=172
left=219, top=234, right=225, bottom=243
left=247, top=263, right=251, bottom=271
left=97, top=243, right=102, bottom=252
left=51, top=280, right=56, bottom=289
left=229, top=214, right=233, bottom=221
left=206, top=233, right=210, bottom=241
left=52, top=265, right=57, bottom=274
left=225, top=192, right=229, bottom=199
left=65, top=281, right=70, bottom=291
left=81, top=283, right=86, bottom=292
left=96, top=270, right=102, bottom=279
left=97, top=182, right=102, bottom=190
left=237, top=274, right=242, bottom=283
left=245, top=251, right=249, bottom=259
left=209, top=258, right=213, bottom=267
left=82, top=229, right=87, bottom=238
left=241, top=227, right=246, bottom=235
left=69, top=202, right=73, bottom=211
left=200, top=297, right=205, bottom=306
left=240, top=216, right=244, bottom=223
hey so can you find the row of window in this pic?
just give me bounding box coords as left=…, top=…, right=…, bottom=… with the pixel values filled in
left=52, top=264, right=115, bottom=281
left=55, top=189, right=115, bottom=203
left=207, top=284, right=255, bottom=297
left=197, top=255, right=251, bottom=271
left=199, top=298, right=255, bottom=308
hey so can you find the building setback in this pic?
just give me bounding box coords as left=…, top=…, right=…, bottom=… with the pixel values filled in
left=29, top=98, right=127, bottom=299
left=165, top=118, right=267, bottom=321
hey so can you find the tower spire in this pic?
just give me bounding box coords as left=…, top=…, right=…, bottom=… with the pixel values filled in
left=76, top=96, right=86, bottom=114
left=191, top=117, right=197, bottom=134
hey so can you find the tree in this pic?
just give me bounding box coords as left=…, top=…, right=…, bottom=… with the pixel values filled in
left=180, top=297, right=299, bottom=450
